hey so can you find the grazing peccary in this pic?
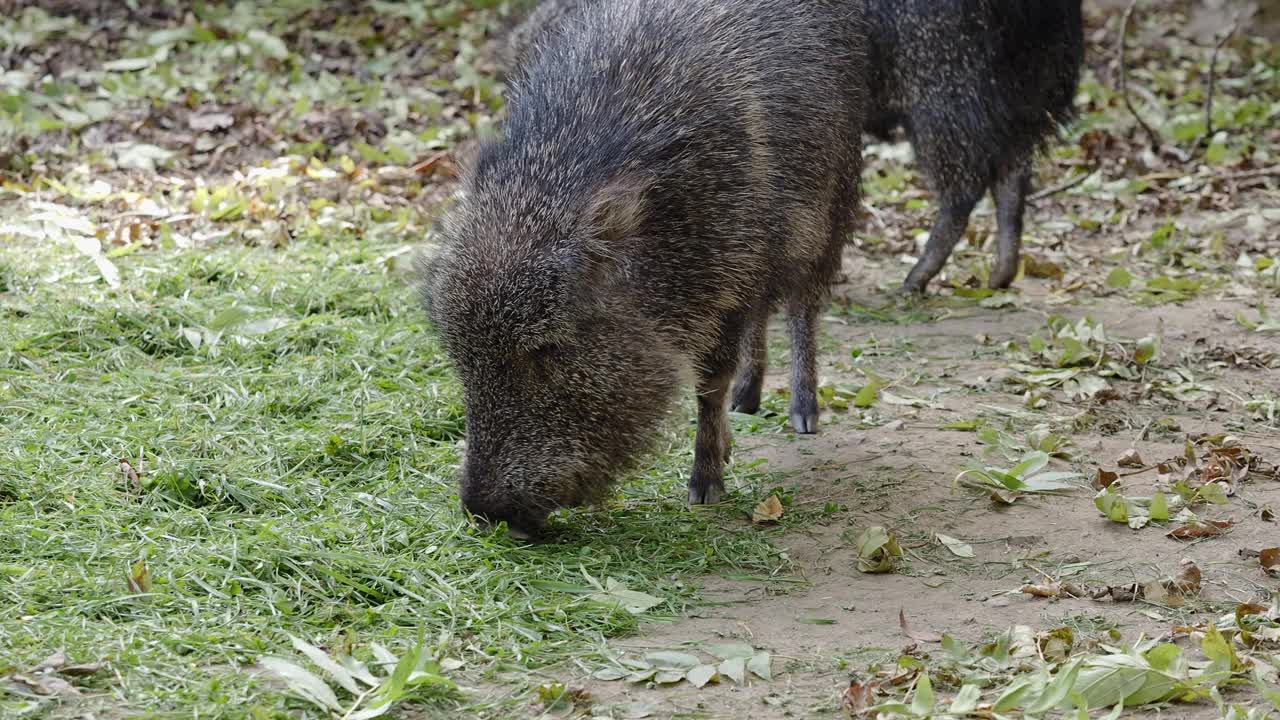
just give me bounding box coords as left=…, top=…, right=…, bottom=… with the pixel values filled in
left=422, top=0, right=867, bottom=537
left=501, top=0, right=1085, bottom=294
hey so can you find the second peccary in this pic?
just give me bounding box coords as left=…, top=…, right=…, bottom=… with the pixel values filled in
left=422, top=0, right=867, bottom=537
left=501, top=0, right=1084, bottom=294
left=872, top=0, right=1083, bottom=292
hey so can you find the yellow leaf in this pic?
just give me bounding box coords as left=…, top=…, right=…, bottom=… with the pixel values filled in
left=752, top=495, right=783, bottom=524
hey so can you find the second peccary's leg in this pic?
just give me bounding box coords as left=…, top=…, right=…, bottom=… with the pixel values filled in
left=730, top=310, right=768, bottom=415
left=786, top=297, right=821, bottom=434
left=901, top=188, right=983, bottom=294
left=990, top=164, right=1031, bottom=289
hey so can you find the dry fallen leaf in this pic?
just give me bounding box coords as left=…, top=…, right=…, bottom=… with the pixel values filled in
left=1117, top=448, right=1144, bottom=468
left=937, top=533, right=974, bottom=558
left=119, top=458, right=141, bottom=493
left=1261, top=547, right=1280, bottom=577
left=752, top=494, right=784, bottom=524
left=1101, top=583, right=1143, bottom=602
left=841, top=679, right=877, bottom=718
left=1165, top=559, right=1202, bottom=594
left=7, top=673, right=81, bottom=698
left=1036, top=627, right=1074, bottom=663
left=1019, top=582, right=1088, bottom=599
left=35, top=649, right=68, bottom=672
left=1261, top=504, right=1276, bottom=522
left=1167, top=519, right=1233, bottom=539
left=1092, top=468, right=1118, bottom=489
left=855, top=527, right=903, bottom=573
left=898, top=608, right=942, bottom=643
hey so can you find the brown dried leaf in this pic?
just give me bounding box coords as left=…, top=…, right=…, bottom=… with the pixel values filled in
left=119, top=458, right=140, bottom=493
left=1023, top=253, right=1064, bottom=279
left=1037, top=627, right=1074, bottom=663
left=7, top=673, right=81, bottom=698
left=1167, top=519, right=1233, bottom=539
left=1143, top=581, right=1177, bottom=608
left=1092, top=468, right=1119, bottom=489
left=841, top=679, right=878, bottom=718
left=34, top=649, right=67, bottom=672
left=898, top=608, right=942, bottom=644
left=751, top=494, right=784, bottom=524
left=1165, top=559, right=1202, bottom=594
left=1261, top=547, right=1280, bottom=577
left=1117, top=448, right=1144, bottom=468
left=1235, top=603, right=1269, bottom=625
left=1105, top=583, right=1142, bottom=602
left=1021, top=583, right=1060, bottom=598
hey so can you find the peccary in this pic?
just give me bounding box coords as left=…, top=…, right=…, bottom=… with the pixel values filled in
left=422, top=0, right=867, bottom=537
left=501, top=0, right=1085, bottom=294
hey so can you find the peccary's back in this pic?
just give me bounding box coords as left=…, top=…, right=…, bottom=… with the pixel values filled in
left=866, top=0, right=1083, bottom=161
left=475, top=0, right=867, bottom=348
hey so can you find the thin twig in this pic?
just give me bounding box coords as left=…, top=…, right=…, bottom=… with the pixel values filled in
left=1220, top=165, right=1280, bottom=181
left=1028, top=166, right=1097, bottom=203
left=1118, top=0, right=1163, bottom=151
left=1201, top=20, right=1238, bottom=152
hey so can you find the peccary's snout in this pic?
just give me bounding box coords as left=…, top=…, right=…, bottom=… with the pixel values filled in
left=459, top=461, right=548, bottom=541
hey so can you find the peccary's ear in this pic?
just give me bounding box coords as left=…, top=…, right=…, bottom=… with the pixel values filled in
left=583, top=174, right=649, bottom=246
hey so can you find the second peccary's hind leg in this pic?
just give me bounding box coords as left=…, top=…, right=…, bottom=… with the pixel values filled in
left=786, top=296, right=821, bottom=434
left=901, top=187, right=983, bottom=294
left=730, top=310, right=768, bottom=415
left=990, top=164, right=1030, bottom=289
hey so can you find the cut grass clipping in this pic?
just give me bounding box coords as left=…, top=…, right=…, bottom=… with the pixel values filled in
left=0, top=240, right=786, bottom=716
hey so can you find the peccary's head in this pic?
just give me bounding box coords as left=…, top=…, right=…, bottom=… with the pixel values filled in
left=421, top=171, right=682, bottom=538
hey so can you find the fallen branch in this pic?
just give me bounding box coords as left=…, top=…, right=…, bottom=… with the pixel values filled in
left=1118, top=0, right=1163, bottom=151
left=1219, top=165, right=1280, bottom=181
left=1200, top=20, right=1238, bottom=153
left=1029, top=166, right=1097, bottom=203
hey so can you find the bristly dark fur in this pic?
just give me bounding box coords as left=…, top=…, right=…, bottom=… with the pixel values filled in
left=501, top=0, right=1085, bottom=293
left=422, top=0, right=867, bottom=537
left=867, top=0, right=1084, bottom=292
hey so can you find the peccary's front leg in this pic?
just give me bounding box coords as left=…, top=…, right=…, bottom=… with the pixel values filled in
left=787, top=297, right=820, bottom=434
left=688, top=371, right=732, bottom=505
left=990, top=165, right=1030, bottom=290
left=901, top=190, right=982, bottom=294
left=730, top=310, right=768, bottom=415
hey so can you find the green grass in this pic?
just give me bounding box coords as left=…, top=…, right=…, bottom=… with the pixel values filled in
left=0, top=240, right=789, bottom=717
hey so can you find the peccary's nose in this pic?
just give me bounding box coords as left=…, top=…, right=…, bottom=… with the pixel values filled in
left=460, top=493, right=537, bottom=541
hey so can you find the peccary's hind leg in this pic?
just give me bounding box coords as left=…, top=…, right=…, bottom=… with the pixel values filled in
left=901, top=187, right=983, bottom=294
left=990, top=164, right=1030, bottom=290
left=688, top=348, right=737, bottom=505
left=786, top=296, right=821, bottom=434
left=730, top=309, right=768, bottom=415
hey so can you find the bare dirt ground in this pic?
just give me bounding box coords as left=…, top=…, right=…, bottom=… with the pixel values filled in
left=564, top=237, right=1280, bottom=719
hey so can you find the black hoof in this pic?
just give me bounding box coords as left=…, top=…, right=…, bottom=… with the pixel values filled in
left=895, top=281, right=927, bottom=297
left=789, top=411, right=818, bottom=434
left=688, top=481, right=724, bottom=505
left=730, top=382, right=762, bottom=415
left=988, top=267, right=1017, bottom=290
